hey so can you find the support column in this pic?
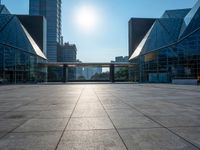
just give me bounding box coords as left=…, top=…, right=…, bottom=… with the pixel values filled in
left=66, top=65, right=68, bottom=82
left=110, top=64, right=115, bottom=83
left=63, top=65, right=68, bottom=83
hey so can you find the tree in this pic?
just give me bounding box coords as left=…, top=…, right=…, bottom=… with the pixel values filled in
left=91, top=72, right=109, bottom=80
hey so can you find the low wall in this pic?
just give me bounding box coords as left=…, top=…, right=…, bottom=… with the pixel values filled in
left=172, top=79, right=198, bottom=85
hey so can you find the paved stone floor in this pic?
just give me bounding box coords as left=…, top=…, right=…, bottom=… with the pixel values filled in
left=0, top=84, right=200, bottom=150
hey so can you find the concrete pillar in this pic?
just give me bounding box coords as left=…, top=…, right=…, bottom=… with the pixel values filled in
left=63, top=65, right=68, bottom=83
left=110, top=64, right=115, bottom=83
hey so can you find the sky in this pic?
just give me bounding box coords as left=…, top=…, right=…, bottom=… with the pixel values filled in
left=1, top=0, right=198, bottom=62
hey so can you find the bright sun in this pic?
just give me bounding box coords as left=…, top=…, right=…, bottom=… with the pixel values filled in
left=74, top=6, right=99, bottom=32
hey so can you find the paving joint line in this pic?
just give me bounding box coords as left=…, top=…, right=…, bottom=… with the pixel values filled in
left=94, top=88, right=129, bottom=150
left=0, top=85, right=38, bottom=93
left=0, top=98, right=43, bottom=140
left=12, top=130, right=65, bottom=133
left=146, top=84, right=200, bottom=93
left=54, top=88, right=84, bottom=150
left=111, top=93, right=200, bottom=149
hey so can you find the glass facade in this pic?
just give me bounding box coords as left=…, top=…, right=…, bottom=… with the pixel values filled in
left=0, top=44, right=47, bottom=84
left=47, top=65, right=131, bottom=82
left=130, top=2, right=200, bottom=83
left=0, top=5, right=47, bottom=84
left=29, top=0, right=62, bottom=62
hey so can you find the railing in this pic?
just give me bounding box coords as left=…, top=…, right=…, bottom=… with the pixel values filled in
left=45, top=62, right=136, bottom=83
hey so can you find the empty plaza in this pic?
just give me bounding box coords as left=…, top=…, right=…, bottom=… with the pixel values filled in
left=0, top=84, right=199, bottom=149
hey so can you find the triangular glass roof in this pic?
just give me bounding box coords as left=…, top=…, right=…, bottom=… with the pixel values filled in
left=129, top=17, right=183, bottom=60
left=21, top=25, right=46, bottom=59
left=0, top=15, right=46, bottom=59
left=129, top=1, right=200, bottom=60
left=129, top=23, right=154, bottom=60
left=0, top=5, right=10, bottom=14
left=0, top=14, right=13, bottom=31
left=162, top=9, right=191, bottom=19
left=0, top=5, right=3, bottom=12
left=179, top=0, right=200, bottom=37
left=176, top=28, right=200, bottom=57
left=141, top=18, right=182, bottom=54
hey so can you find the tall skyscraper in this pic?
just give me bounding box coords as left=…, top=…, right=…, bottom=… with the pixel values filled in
left=29, top=0, right=62, bottom=62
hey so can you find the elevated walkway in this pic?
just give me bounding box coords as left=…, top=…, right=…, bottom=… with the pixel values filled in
left=42, top=62, right=136, bottom=83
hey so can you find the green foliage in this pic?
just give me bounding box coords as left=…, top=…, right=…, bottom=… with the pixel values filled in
left=77, top=75, right=86, bottom=80
left=91, top=72, right=109, bottom=80
left=115, top=68, right=128, bottom=80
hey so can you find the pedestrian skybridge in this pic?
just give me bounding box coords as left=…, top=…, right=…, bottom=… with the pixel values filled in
left=45, top=62, right=135, bottom=83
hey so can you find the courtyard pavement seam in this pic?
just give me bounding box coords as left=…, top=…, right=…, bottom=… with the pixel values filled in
left=0, top=85, right=38, bottom=93
left=145, top=84, right=200, bottom=93
left=54, top=87, right=84, bottom=150
left=0, top=111, right=10, bottom=117
left=0, top=98, right=43, bottom=140
left=9, top=130, right=64, bottom=134
left=58, top=127, right=165, bottom=132
left=93, top=88, right=129, bottom=150
left=111, top=93, right=200, bottom=149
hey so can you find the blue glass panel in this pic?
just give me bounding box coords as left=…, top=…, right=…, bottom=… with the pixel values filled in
left=0, top=15, right=12, bottom=30
left=141, top=18, right=182, bottom=54
left=0, top=6, right=10, bottom=14
left=181, top=8, right=200, bottom=37
left=0, top=5, right=3, bottom=13
left=0, top=15, right=46, bottom=59
left=0, top=45, right=3, bottom=71
left=162, top=9, right=190, bottom=19
left=4, top=47, right=15, bottom=70
left=177, top=29, right=200, bottom=56
left=0, top=16, right=33, bottom=52
left=180, top=0, right=200, bottom=37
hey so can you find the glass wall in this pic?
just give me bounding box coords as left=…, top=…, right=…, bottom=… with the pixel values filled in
left=71, top=66, right=110, bottom=81
left=0, top=43, right=47, bottom=84
left=47, top=65, right=133, bottom=82
left=131, top=29, right=200, bottom=83
left=48, top=66, right=63, bottom=82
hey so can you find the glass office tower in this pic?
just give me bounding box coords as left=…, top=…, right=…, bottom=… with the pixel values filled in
left=29, top=0, right=62, bottom=62
left=129, top=1, right=200, bottom=83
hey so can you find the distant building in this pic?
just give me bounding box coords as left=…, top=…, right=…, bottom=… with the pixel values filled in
left=57, top=42, right=77, bottom=62
left=115, top=56, right=124, bottom=62
left=74, top=63, right=103, bottom=80
left=112, top=56, right=129, bottom=62
left=83, top=67, right=102, bottom=80
left=129, top=0, right=200, bottom=83
left=29, top=0, right=62, bottom=62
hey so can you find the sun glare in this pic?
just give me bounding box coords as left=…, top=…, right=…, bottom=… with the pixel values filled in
left=74, top=5, right=99, bottom=32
